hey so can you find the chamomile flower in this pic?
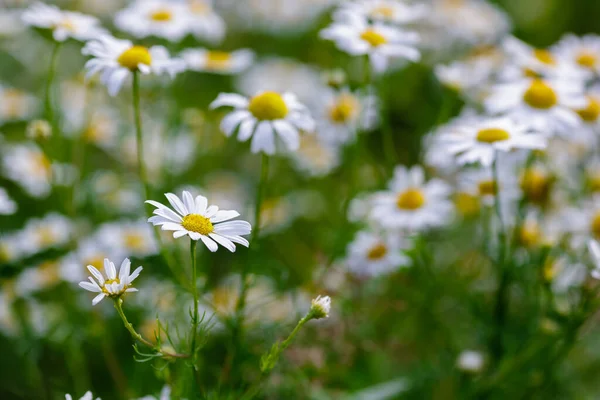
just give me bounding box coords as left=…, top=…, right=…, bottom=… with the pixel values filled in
left=335, top=0, right=427, bottom=25
left=320, top=13, right=420, bottom=74
left=485, top=77, right=587, bottom=136
left=288, top=134, right=342, bottom=177
left=20, top=213, right=73, bottom=256
left=22, top=2, right=107, bottom=42
left=82, top=35, right=185, bottom=96
left=78, top=258, right=142, bottom=306
left=146, top=191, right=252, bottom=252
left=114, top=0, right=189, bottom=42
left=96, top=220, right=158, bottom=258
left=2, top=143, right=51, bottom=198
left=553, top=34, right=600, bottom=76
left=371, top=165, right=453, bottom=231
left=65, top=392, right=100, bottom=400
left=588, top=239, right=600, bottom=279
left=310, top=295, right=331, bottom=319
left=181, top=48, right=254, bottom=74
left=184, top=0, right=226, bottom=44
left=210, top=91, right=315, bottom=154
left=0, top=85, right=39, bottom=123
left=346, top=230, right=411, bottom=278
left=0, top=188, right=17, bottom=215
left=444, top=117, right=546, bottom=167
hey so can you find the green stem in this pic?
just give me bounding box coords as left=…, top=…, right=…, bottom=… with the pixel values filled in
left=189, top=239, right=199, bottom=357
left=44, top=42, right=61, bottom=127
left=114, top=298, right=154, bottom=348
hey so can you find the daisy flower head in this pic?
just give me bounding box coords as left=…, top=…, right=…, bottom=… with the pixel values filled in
left=184, top=0, right=226, bottom=44
left=371, top=165, right=454, bottom=232
left=181, top=48, right=254, bottom=75
left=78, top=258, right=142, bottom=306
left=82, top=35, right=185, bottom=96
left=310, top=295, right=331, bottom=319
left=114, top=0, right=189, bottom=42
left=334, top=0, right=427, bottom=25
left=553, top=34, right=600, bottom=76
left=320, top=12, right=420, bottom=74
left=210, top=91, right=315, bottom=155
left=346, top=230, right=411, bottom=278
left=2, top=143, right=52, bottom=198
left=588, top=239, right=600, bottom=279
left=146, top=191, right=252, bottom=252
left=22, top=2, right=107, bottom=43
left=485, top=77, right=587, bottom=137
left=444, top=117, right=546, bottom=167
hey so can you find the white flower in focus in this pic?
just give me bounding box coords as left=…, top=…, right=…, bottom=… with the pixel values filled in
left=78, top=258, right=142, bottom=306
left=114, top=0, right=189, bottom=42
left=146, top=191, right=252, bottom=252
left=346, top=230, right=411, bottom=278
left=320, top=13, right=420, bottom=73
left=588, top=240, right=600, bottom=280
left=22, top=2, right=107, bottom=42
left=310, top=295, right=331, bottom=319
left=2, top=143, right=51, bottom=198
left=485, top=77, right=586, bottom=137
left=181, top=48, right=254, bottom=74
left=0, top=188, right=17, bottom=215
left=65, top=391, right=100, bottom=400
left=82, top=35, right=185, bottom=96
left=335, top=0, right=427, bottom=25
left=443, top=117, right=546, bottom=167
left=371, top=165, right=453, bottom=231
left=456, top=350, right=484, bottom=373
left=210, top=91, right=315, bottom=154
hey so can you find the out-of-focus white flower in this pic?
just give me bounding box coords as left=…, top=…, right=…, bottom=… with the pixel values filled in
left=0, top=10, right=25, bottom=38
left=114, top=0, right=190, bottom=42
left=552, top=34, right=600, bottom=76
left=2, top=143, right=51, bottom=198
left=346, top=230, right=411, bottom=278
left=456, top=350, right=484, bottom=373
left=82, top=35, right=185, bottom=96
left=61, top=238, right=126, bottom=284
left=310, top=295, right=331, bottom=319
left=320, top=13, right=420, bottom=74
left=0, top=188, right=17, bottom=215
left=588, top=239, right=600, bottom=279
left=335, top=0, right=427, bottom=25
left=78, top=258, right=142, bottom=306
left=88, top=171, right=142, bottom=214
left=181, top=48, right=254, bottom=74
left=0, top=85, right=38, bottom=123
left=96, top=220, right=158, bottom=258
left=443, top=117, right=546, bottom=167
left=210, top=91, right=315, bottom=154
left=65, top=391, right=100, bottom=400
left=371, top=165, right=454, bottom=232
left=22, top=2, right=107, bottom=42
left=26, top=120, right=52, bottom=141
left=20, top=213, right=73, bottom=256
left=485, top=77, right=586, bottom=137
left=146, top=191, right=252, bottom=252
left=288, top=134, right=341, bottom=177
left=184, top=0, right=226, bottom=43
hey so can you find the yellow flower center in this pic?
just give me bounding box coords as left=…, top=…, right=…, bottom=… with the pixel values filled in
left=117, top=46, right=152, bottom=71
left=150, top=9, right=173, bottom=21
left=55, top=19, right=76, bottom=32
left=124, top=232, right=145, bottom=251
left=533, top=49, right=556, bottom=65
left=39, top=261, right=60, bottom=286
left=455, top=192, right=480, bottom=217
left=576, top=97, right=600, bottom=122
left=592, top=212, right=600, bottom=239
left=248, top=91, right=288, bottom=120
left=587, top=172, right=600, bottom=192
left=205, top=51, right=232, bottom=69
left=520, top=168, right=552, bottom=205
left=36, top=227, right=55, bottom=246
left=182, top=214, right=214, bottom=235
left=478, top=180, right=498, bottom=196
left=328, top=94, right=359, bottom=123
left=367, top=243, right=388, bottom=260
left=523, top=80, right=557, bottom=109
left=396, top=188, right=426, bottom=210
left=543, top=258, right=557, bottom=282
left=102, top=278, right=122, bottom=294
left=577, top=51, right=597, bottom=68
left=360, top=29, right=387, bottom=47
left=476, top=128, right=510, bottom=143
left=518, top=223, right=541, bottom=248
left=4, top=89, right=26, bottom=118
left=33, top=152, right=51, bottom=178
left=371, top=6, right=394, bottom=18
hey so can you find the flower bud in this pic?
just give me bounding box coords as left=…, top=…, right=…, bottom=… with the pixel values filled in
left=26, top=119, right=52, bottom=141
left=309, top=295, right=331, bottom=319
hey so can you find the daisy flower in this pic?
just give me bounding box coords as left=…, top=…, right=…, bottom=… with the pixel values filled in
left=310, top=295, right=331, bottom=319
left=210, top=91, right=315, bottom=155
left=2, top=143, right=52, bottom=198
left=96, top=220, right=158, bottom=258
left=184, top=0, right=226, bottom=44
left=320, top=13, right=420, bottom=73
left=114, top=0, right=189, bottom=42
left=334, top=0, right=427, bottom=25
left=485, top=77, right=586, bottom=136
left=288, top=134, right=341, bottom=177
left=0, top=85, right=39, bottom=123
left=146, top=191, right=252, bottom=252
left=588, top=239, right=600, bottom=279
left=181, top=48, right=254, bottom=74
left=82, top=35, right=185, bottom=96
left=0, top=188, right=17, bottom=215
left=78, top=258, right=142, bottom=306
left=65, top=392, right=100, bottom=400
left=553, top=34, right=600, bottom=76
left=22, top=2, right=107, bottom=42
left=444, top=117, right=546, bottom=166
left=346, top=230, right=411, bottom=278
left=371, top=165, right=454, bottom=231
